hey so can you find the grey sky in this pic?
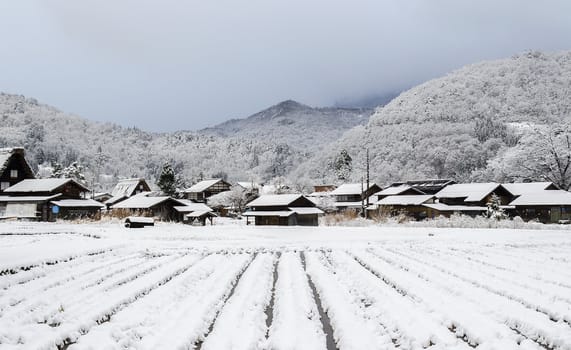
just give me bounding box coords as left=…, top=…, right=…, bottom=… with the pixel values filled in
left=1, top=1, right=570, bottom=131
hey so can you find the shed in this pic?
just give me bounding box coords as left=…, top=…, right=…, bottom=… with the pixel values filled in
left=124, top=216, right=155, bottom=228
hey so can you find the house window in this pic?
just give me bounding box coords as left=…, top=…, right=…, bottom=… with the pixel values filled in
left=1, top=182, right=9, bottom=191
left=10, top=169, right=18, bottom=178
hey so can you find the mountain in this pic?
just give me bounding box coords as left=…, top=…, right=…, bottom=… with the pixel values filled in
left=201, top=100, right=372, bottom=150
left=296, top=50, right=571, bottom=185
left=0, top=95, right=372, bottom=190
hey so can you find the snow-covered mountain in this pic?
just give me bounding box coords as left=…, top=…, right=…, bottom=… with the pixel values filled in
left=0, top=94, right=372, bottom=190
left=2, top=50, right=570, bottom=190
left=201, top=100, right=371, bottom=150
left=297, top=50, right=571, bottom=185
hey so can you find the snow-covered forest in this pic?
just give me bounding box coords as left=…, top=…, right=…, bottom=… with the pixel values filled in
left=1, top=50, right=570, bottom=191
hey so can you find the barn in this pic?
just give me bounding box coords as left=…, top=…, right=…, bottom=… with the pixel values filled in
left=182, top=179, right=231, bottom=202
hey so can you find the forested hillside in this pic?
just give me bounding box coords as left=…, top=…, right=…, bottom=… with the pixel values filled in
left=297, top=50, right=571, bottom=188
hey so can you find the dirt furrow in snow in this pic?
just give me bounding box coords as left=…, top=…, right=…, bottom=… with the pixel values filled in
left=199, top=253, right=276, bottom=350
left=399, top=245, right=571, bottom=326
left=69, top=252, right=252, bottom=350
left=0, top=253, right=202, bottom=349
left=260, top=252, right=327, bottom=350
left=366, top=247, right=571, bottom=349
left=305, top=251, right=398, bottom=350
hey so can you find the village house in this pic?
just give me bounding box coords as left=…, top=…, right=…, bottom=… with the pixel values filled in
left=110, top=192, right=185, bottom=221
left=0, top=148, right=35, bottom=193
left=330, top=183, right=382, bottom=211
left=182, top=179, right=231, bottom=202
left=104, top=178, right=151, bottom=208
left=243, top=194, right=323, bottom=226
left=374, top=194, right=436, bottom=220
left=509, top=190, right=571, bottom=223
left=0, top=178, right=102, bottom=220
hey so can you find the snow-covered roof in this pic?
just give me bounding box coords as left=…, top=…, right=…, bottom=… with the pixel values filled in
left=0, top=194, right=61, bottom=202
left=375, top=184, right=424, bottom=196
left=125, top=216, right=154, bottom=224
left=502, top=182, right=556, bottom=196
left=377, top=195, right=434, bottom=206
left=183, top=179, right=224, bottom=193
left=104, top=195, right=127, bottom=206
left=331, top=183, right=378, bottom=196
left=435, top=183, right=504, bottom=202
left=174, top=203, right=213, bottom=213
left=422, top=203, right=488, bottom=212
left=246, top=194, right=304, bottom=207
left=50, top=199, right=104, bottom=208
left=110, top=178, right=149, bottom=197
left=4, top=178, right=88, bottom=193
left=236, top=182, right=259, bottom=190
left=185, top=210, right=217, bottom=218
left=111, top=193, right=183, bottom=209
left=509, top=190, right=571, bottom=206
left=289, top=207, right=324, bottom=215
left=243, top=211, right=295, bottom=217
left=0, top=148, right=22, bottom=173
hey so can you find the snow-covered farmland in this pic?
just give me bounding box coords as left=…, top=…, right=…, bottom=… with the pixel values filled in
left=1, top=222, right=571, bottom=350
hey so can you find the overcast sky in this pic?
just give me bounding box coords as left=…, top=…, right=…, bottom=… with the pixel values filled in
left=1, top=1, right=570, bottom=132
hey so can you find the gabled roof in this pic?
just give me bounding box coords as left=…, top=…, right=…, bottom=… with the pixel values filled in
left=246, top=194, right=305, bottom=207
left=183, top=179, right=226, bottom=193
left=111, top=192, right=185, bottom=209
left=330, top=183, right=379, bottom=196
left=435, top=183, right=508, bottom=202
left=243, top=211, right=295, bottom=217
left=110, top=178, right=150, bottom=197
left=502, top=182, right=558, bottom=196
left=509, top=190, right=571, bottom=206
left=376, top=195, right=434, bottom=206
left=185, top=210, right=218, bottom=218
left=4, top=178, right=89, bottom=193
left=0, top=147, right=34, bottom=178
left=375, top=184, right=424, bottom=196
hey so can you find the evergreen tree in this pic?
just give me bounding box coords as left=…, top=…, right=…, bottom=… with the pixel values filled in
left=157, top=163, right=177, bottom=196
left=61, top=162, right=86, bottom=182
left=333, top=149, right=352, bottom=181
left=484, top=194, right=506, bottom=220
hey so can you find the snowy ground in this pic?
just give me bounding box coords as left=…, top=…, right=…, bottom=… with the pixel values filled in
left=1, top=221, right=571, bottom=350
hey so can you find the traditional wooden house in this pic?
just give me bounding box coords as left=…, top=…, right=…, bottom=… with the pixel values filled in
left=105, top=178, right=151, bottom=208
left=374, top=195, right=436, bottom=220
left=330, top=183, right=382, bottom=211
left=0, top=148, right=35, bottom=193
left=508, top=190, right=571, bottom=223
left=0, top=178, right=99, bottom=221
left=111, top=192, right=185, bottom=221
left=435, top=182, right=515, bottom=206
left=243, top=194, right=323, bottom=226
left=182, top=179, right=231, bottom=202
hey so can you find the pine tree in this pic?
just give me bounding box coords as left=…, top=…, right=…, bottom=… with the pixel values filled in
left=157, top=163, right=177, bottom=197
left=61, top=162, right=86, bottom=182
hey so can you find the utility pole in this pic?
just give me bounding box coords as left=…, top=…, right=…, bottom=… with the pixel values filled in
left=365, top=148, right=370, bottom=219
left=361, top=176, right=365, bottom=218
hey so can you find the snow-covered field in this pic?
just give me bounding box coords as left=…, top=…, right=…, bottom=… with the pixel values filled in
left=1, top=221, right=571, bottom=350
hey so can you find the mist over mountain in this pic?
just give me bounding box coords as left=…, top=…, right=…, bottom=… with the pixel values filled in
left=296, top=50, right=571, bottom=185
